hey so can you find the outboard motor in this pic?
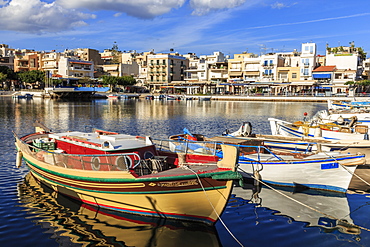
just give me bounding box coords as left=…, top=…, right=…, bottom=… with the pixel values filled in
left=240, top=122, right=252, bottom=137
left=222, top=129, right=230, bottom=136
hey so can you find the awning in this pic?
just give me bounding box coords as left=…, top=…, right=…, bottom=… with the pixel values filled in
left=312, top=74, right=331, bottom=79
left=70, top=61, right=93, bottom=65
left=229, top=72, right=242, bottom=76
left=219, top=83, right=249, bottom=86
left=289, top=82, right=315, bottom=86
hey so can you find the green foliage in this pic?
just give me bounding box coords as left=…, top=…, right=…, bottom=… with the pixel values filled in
left=51, top=79, right=63, bottom=86
left=344, top=81, right=355, bottom=85
left=100, top=75, right=136, bottom=86
left=0, top=72, right=6, bottom=82
left=118, top=76, right=136, bottom=86
left=357, top=47, right=367, bottom=60
left=0, top=66, right=16, bottom=80
left=101, top=75, right=118, bottom=86
left=17, top=70, right=45, bottom=83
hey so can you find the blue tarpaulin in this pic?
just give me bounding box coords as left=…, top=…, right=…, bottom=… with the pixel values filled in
left=312, top=74, right=331, bottom=79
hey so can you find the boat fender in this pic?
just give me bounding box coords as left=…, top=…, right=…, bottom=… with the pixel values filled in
left=314, top=127, right=322, bottom=137
left=337, top=116, right=344, bottom=125
left=16, top=150, right=23, bottom=168
left=364, top=133, right=369, bottom=140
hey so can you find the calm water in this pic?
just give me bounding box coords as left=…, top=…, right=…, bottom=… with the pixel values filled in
left=2, top=97, right=370, bottom=247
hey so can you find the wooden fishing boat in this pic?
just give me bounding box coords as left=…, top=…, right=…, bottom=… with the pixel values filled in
left=14, top=123, right=241, bottom=225
left=164, top=128, right=367, bottom=193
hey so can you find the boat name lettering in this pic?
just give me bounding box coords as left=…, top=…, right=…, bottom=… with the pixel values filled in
left=158, top=180, right=199, bottom=187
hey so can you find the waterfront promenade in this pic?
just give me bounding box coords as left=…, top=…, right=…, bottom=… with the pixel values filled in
left=1, top=90, right=355, bottom=102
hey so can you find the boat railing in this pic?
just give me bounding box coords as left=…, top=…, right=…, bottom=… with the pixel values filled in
left=17, top=139, right=148, bottom=171
left=152, top=138, right=284, bottom=161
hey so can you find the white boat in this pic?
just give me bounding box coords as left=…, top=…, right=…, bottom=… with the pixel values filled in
left=237, top=149, right=365, bottom=193
left=269, top=117, right=369, bottom=141
left=160, top=131, right=367, bottom=193
left=312, top=109, right=370, bottom=127
left=328, top=99, right=370, bottom=110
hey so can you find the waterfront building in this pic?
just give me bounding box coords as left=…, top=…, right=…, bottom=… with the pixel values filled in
left=147, top=53, right=188, bottom=93
left=102, top=62, right=139, bottom=78
left=0, top=44, right=16, bottom=69
left=363, top=58, right=370, bottom=80
left=183, top=51, right=227, bottom=94
left=299, top=42, right=317, bottom=81
left=57, top=57, right=94, bottom=84
left=133, top=51, right=154, bottom=85
left=14, top=52, right=42, bottom=72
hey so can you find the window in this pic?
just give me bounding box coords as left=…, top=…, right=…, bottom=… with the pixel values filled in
left=292, top=73, right=297, bottom=78
left=264, top=60, right=268, bottom=66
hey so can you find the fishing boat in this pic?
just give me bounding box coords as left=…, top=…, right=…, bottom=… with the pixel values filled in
left=14, top=122, right=241, bottom=225
left=269, top=117, right=370, bottom=141
left=163, top=128, right=367, bottom=193
left=12, top=93, right=33, bottom=99
left=107, top=94, right=121, bottom=99
left=328, top=99, right=370, bottom=110
left=311, top=109, right=370, bottom=127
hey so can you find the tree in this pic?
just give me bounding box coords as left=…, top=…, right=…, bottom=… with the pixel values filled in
left=0, top=66, right=16, bottom=80
left=17, top=70, right=45, bottom=84
left=357, top=47, right=367, bottom=60
left=101, top=75, right=118, bottom=89
left=117, top=76, right=136, bottom=86
left=345, top=80, right=370, bottom=93
left=0, top=72, right=6, bottom=83
left=111, top=42, right=121, bottom=64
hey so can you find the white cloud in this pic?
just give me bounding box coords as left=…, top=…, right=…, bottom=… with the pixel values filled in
left=0, top=0, right=95, bottom=33
left=55, top=0, right=186, bottom=19
left=190, top=0, right=246, bottom=16
left=271, top=1, right=297, bottom=9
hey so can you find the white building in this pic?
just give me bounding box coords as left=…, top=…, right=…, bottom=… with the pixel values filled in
left=58, top=57, right=94, bottom=82
left=299, top=42, right=317, bottom=80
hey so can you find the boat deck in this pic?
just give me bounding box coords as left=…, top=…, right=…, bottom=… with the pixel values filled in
left=48, top=131, right=151, bottom=151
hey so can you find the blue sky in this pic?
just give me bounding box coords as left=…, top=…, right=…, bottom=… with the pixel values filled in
left=0, top=0, right=369, bottom=58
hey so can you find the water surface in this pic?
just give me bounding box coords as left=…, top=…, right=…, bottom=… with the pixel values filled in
left=2, top=97, right=370, bottom=246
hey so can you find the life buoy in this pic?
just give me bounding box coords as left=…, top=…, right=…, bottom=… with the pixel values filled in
left=16, top=150, right=23, bottom=168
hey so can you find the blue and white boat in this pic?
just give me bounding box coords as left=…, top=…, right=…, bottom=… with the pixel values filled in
left=162, top=130, right=367, bottom=193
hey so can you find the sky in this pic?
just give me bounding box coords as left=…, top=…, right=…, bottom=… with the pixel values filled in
left=0, top=0, right=370, bottom=57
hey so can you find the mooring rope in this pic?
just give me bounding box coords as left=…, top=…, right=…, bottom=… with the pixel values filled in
left=238, top=166, right=370, bottom=233
left=181, top=165, right=244, bottom=247
left=322, top=152, right=370, bottom=188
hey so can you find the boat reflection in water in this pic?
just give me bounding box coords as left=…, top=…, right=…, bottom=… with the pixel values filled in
left=18, top=173, right=221, bottom=247
left=219, top=183, right=367, bottom=246
left=237, top=184, right=361, bottom=234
